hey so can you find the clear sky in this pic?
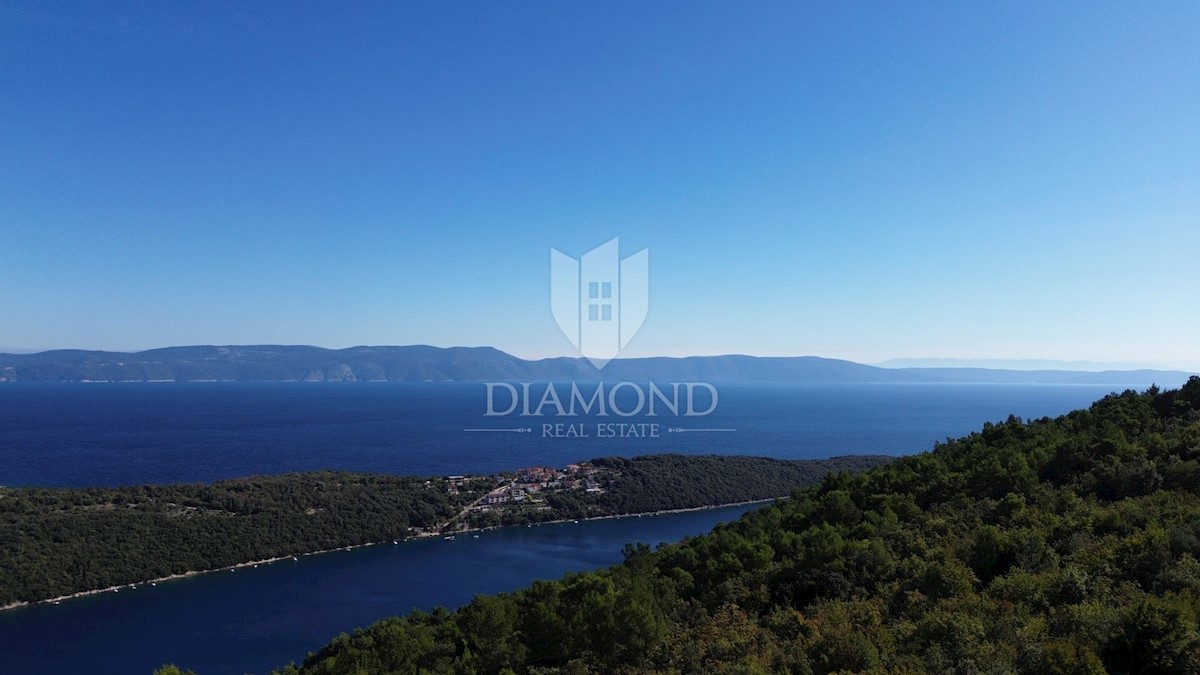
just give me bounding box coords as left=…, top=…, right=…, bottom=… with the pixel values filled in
left=1, top=2, right=1197, bottom=368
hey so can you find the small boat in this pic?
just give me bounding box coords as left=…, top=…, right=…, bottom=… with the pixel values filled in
left=151, top=582, right=157, bottom=587
left=472, top=534, right=479, bottom=538
left=291, top=556, right=298, bottom=561
left=444, top=535, right=455, bottom=540
left=53, top=601, right=60, bottom=605
left=392, top=540, right=398, bottom=545
left=572, top=520, right=579, bottom=524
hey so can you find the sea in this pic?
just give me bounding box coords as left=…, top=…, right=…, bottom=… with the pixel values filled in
left=0, top=381, right=1157, bottom=673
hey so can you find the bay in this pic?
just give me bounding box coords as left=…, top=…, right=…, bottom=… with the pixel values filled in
left=0, top=504, right=760, bottom=675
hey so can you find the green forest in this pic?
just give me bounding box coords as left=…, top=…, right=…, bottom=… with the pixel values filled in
left=464, top=455, right=889, bottom=529
left=262, top=378, right=1200, bottom=674
left=0, top=455, right=877, bottom=606
left=0, top=472, right=466, bottom=605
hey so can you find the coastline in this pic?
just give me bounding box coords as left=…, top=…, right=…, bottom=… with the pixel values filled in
left=453, top=497, right=780, bottom=534
left=0, top=497, right=779, bottom=613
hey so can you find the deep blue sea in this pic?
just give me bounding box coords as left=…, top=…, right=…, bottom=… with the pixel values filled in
left=0, top=381, right=1145, bottom=674
left=0, top=381, right=1136, bottom=488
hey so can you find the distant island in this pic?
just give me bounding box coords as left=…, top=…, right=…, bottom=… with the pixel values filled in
left=0, top=453, right=889, bottom=609
left=0, top=344, right=1192, bottom=385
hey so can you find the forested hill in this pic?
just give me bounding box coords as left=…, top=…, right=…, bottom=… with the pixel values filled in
left=267, top=377, right=1200, bottom=674
left=0, top=454, right=886, bottom=607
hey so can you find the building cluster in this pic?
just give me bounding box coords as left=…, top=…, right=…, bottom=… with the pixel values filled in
left=443, top=475, right=467, bottom=496
left=466, top=462, right=606, bottom=511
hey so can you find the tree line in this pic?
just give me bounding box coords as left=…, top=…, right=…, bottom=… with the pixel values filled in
left=466, top=454, right=890, bottom=529
left=0, top=455, right=882, bottom=606
left=266, top=377, right=1200, bottom=674
left=0, top=472, right=465, bottom=605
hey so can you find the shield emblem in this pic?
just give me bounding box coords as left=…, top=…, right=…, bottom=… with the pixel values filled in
left=550, top=238, right=648, bottom=370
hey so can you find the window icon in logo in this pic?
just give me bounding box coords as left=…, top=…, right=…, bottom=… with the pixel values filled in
left=587, top=282, right=612, bottom=322
left=550, top=238, right=648, bottom=370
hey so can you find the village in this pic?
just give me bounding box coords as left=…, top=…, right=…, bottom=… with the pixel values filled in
left=429, top=462, right=615, bottom=534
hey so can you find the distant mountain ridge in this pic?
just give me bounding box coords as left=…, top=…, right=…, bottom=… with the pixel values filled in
left=0, top=345, right=1192, bottom=386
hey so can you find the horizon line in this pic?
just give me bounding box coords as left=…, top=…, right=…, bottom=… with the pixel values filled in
left=2, top=343, right=1196, bottom=374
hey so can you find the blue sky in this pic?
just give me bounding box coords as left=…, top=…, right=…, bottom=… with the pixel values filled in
left=1, top=2, right=1197, bottom=368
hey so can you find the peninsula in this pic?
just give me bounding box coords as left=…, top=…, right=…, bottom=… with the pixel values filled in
left=0, top=453, right=890, bottom=609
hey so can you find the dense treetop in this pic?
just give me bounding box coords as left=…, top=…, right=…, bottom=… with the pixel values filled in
left=266, top=378, right=1200, bottom=674
left=0, top=455, right=879, bottom=606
